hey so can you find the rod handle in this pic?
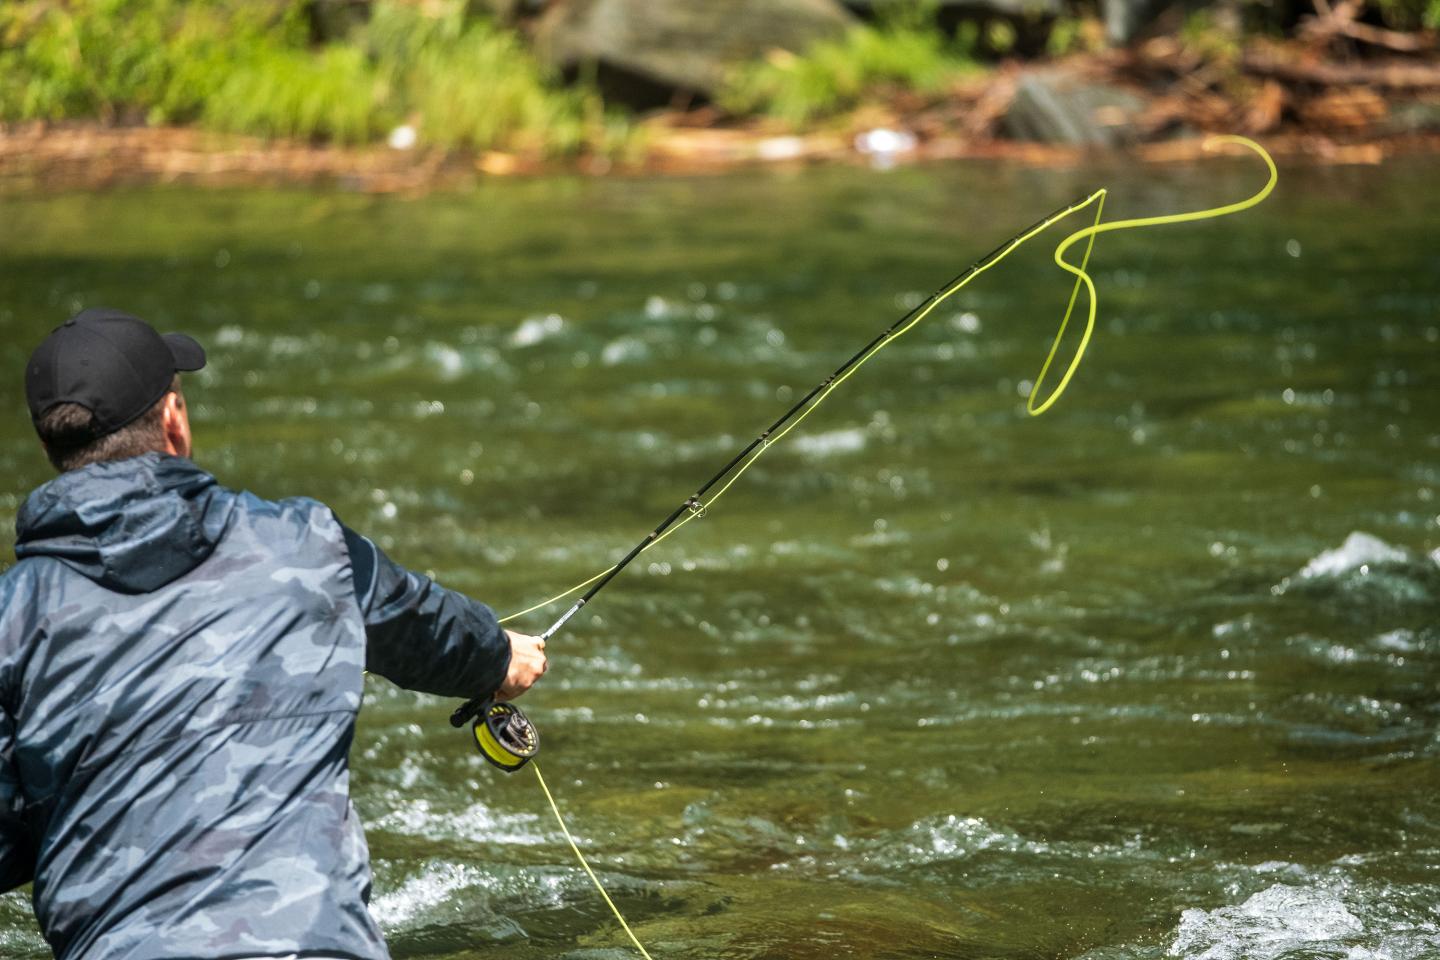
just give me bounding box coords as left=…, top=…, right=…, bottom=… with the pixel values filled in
left=450, top=599, right=583, bottom=728
left=450, top=695, right=487, bottom=728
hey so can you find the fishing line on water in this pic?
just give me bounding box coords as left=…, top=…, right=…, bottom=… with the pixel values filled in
left=533, top=763, right=657, bottom=960
left=491, top=135, right=1277, bottom=956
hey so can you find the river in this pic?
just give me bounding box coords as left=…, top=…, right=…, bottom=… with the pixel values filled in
left=1, top=155, right=1437, bottom=959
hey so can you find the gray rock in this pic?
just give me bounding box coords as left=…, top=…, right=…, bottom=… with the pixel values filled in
left=533, top=0, right=858, bottom=99
left=1002, top=68, right=1147, bottom=146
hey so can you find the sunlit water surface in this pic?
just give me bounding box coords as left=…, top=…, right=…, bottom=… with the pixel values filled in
left=1, top=158, right=1438, bottom=959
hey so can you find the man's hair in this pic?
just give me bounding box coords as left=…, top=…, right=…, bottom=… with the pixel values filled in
left=35, top=376, right=180, bottom=473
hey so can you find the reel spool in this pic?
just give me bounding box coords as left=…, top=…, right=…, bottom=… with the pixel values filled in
left=471, top=699, right=540, bottom=773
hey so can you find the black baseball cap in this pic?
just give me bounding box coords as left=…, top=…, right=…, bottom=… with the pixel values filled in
left=25, top=308, right=206, bottom=438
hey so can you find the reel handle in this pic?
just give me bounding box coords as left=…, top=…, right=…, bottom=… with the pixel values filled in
left=450, top=695, right=486, bottom=728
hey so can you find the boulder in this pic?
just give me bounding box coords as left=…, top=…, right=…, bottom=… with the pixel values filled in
left=533, top=0, right=858, bottom=101
left=1002, top=67, right=1147, bottom=146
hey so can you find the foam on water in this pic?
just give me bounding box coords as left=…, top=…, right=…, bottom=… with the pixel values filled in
left=1273, top=531, right=1440, bottom=600
left=0, top=892, right=46, bottom=959
left=1167, top=875, right=1440, bottom=960
left=1171, top=883, right=1362, bottom=958
left=1371, top=629, right=1419, bottom=653
left=600, top=335, right=651, bottom=365
left=368, top=861, right=569, bottom=941
left=511, top=313, right=565, bottom=347
left=421, top=341, right=464, bottom=381
left=852, top=814, right=1044, bottom=869
left=371, top=797, right=547, bottom=846
left=354, top=340, right=511, bottom=382
left=1298, top=532, right=1410, bottom=580
left=370, top=861, right=490, bottom=926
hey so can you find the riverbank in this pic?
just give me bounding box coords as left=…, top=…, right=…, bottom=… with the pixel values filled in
left=3, top=14, right=1437, bottom=192
left=3, top=94, right=1434, bottom=195
left=2, top=121, right=1428, bottom=192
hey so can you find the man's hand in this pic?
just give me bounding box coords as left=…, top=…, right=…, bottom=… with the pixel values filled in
left=495, top=630, right=547, bottom=700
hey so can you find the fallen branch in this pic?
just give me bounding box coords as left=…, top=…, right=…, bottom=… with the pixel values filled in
left=1299, top=0, right=1439, bottom=54
left=1243, top=52, right=1440, bottom=88
left=1334, top=20, right=1439, bottom=52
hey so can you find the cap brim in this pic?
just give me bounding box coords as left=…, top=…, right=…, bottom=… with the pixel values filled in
left=163, top=333, right=207, bottom=372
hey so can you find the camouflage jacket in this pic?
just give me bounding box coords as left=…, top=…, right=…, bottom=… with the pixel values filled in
left=0, top=453, right=511, bottom=960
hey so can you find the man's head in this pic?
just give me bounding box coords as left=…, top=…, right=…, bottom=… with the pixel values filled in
left=26, top=308, right=206, bottom=473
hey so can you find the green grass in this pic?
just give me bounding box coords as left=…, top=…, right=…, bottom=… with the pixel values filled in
left=719, top=19, right=982, bottom=127
left=374, top=4, right=615, bottom=155
left=0, top=0, right=630, bottom=156
left=203, top=45, right=387, bottom=144
left=0, top=0, right=298, bottom=125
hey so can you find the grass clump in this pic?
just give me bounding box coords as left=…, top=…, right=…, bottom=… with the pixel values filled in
left=0, top=0, right=629, bottom=156
left=1178, top=9, right=1244, bottom=66
left=0, top=0, right=297, bottom=124
left=720, top=11, right=981, bottom=126
left=1045, top=15, right=1107, bottom=57
left=204, top=45, right=386, bottom=144
left=368, top=2, right=620, bottom=155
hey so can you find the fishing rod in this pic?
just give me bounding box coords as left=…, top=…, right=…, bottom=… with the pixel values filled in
left=448, top=136, right=1278, bottom=960
left=451, top=136, right=1279, bottom=773
left=448, top=190, right=1110, bottom=764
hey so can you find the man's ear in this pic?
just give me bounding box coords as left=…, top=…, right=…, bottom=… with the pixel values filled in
left=160, top=391, right=192, bottom=458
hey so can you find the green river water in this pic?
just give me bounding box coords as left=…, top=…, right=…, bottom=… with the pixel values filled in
left=1, top=156, right=1438, bottom=959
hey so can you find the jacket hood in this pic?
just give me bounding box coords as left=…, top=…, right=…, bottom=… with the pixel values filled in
left=15, top=453, right=236, bottom=593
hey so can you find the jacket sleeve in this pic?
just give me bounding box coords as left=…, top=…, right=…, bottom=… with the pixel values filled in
left=0, top=702, right=34, bottom=893
left=340, top=523, right=512, bottom=700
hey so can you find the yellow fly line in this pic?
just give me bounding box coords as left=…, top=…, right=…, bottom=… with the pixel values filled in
left=511, top=136, right=1277, bottom=958
left=533, top=763, right=657, bottom=960
left=1029, top=135, right=1278, bottom=415
left=499, top=135, right=1277, bottom=628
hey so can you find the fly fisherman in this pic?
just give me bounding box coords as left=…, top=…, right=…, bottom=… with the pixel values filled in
left=0, top=307, right=547, bottom=960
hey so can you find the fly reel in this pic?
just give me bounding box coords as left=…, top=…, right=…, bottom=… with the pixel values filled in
left=470, top=699, right=540, bottom=773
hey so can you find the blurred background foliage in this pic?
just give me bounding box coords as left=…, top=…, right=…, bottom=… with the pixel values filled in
left=0, top=0, right=627, bottom=154
left=720, top=4, right=987, bottom=125
left=0, top=0, right=1435, bottom=151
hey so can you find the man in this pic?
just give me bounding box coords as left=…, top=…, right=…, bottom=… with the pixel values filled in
left=0, top=307, right=547, bottom=960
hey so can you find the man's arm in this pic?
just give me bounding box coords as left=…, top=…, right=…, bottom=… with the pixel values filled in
left=340, top=522, right=542, bottom=700
left=0, top=703, right=34, bottom=893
